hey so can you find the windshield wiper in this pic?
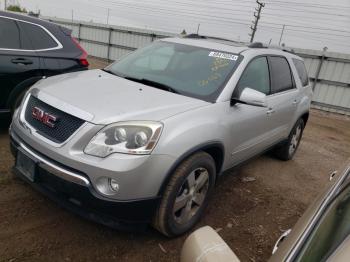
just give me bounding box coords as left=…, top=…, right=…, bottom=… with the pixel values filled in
left=124, top=76, right=180, bottom=94
left=102, top=68, right=114, bottom=75
left=102, top=69, right=125, bottom=78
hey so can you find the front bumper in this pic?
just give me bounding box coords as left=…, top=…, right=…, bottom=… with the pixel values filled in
left=11, top=112, right=176, bottom=200
left=10, top=135, right=161, bottom=230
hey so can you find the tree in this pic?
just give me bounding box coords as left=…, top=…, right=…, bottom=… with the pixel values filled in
left=7, top=5, right=27, bottom=13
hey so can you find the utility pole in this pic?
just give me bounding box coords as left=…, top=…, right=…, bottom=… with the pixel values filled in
left=71, top=10, right=74, bottom=23
left=4, top=0, right=7, bottom=10
left=249, top=0, right=265, bottom=43
left=196, top=23, right=200, bottom=34
left=107, top=8, right=110, bottom=25
left=279, top=24, right=285, bottom=46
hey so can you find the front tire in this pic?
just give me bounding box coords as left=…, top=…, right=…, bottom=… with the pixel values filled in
left=274, top=118, right=305, bottom=161
left=153, top=152, right=216, bottom=237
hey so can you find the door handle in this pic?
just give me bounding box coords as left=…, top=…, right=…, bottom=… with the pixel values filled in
left=266, top=108, right=275, bottom=115
left=292, top=100, right=299, bottom=106
left=11, top=58, right=33, bottom=65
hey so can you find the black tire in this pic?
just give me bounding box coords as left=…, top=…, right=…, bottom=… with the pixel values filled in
left=274, top=118, right=305, bottom=161
left=153, top=151, right=216, bottom=237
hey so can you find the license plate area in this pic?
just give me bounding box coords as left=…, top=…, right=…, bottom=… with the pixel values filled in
left=16, top=149, right=37, bottom=182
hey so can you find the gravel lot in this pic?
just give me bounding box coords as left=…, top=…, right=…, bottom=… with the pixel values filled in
left=1, top=57, right=350, bottom=262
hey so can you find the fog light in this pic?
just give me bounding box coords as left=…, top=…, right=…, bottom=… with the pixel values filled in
left=95, top=177, right=120, bottom=196
left=109, top=178, right=119, bottom=192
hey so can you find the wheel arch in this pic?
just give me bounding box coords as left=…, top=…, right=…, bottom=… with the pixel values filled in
left=157, top=141, right=225, bottom=197
left=6, top=76, right=43, bottom=110
left=300, top=111, right=309, bottom=126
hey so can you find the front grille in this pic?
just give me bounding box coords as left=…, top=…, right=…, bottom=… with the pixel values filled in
left=24, top=96, right=85, bottom=144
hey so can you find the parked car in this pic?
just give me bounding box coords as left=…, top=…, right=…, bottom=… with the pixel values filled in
left=0, top=11, right=89, bottom=119
left=181, top=161, right=350, bottom=262
left=9, top=35, right=312, bottom=236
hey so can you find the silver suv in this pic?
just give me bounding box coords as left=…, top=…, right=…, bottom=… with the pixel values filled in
left=10, top=36, right=312, bottom=236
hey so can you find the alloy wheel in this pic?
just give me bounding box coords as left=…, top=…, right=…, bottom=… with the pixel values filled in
left=173, top=167, right=209, bottom=225
left=289, top=124, right=302, bottom=156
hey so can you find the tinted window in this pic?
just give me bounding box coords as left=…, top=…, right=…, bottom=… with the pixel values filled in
left=236, top=57, right=270, bottom=95
left=0, top=17, right=20, bottom=49
left=293, top=58, right=309, bottom=86
left=18, top=21, right=57, bottom=50
left=269, top=56, right=294, bottom=93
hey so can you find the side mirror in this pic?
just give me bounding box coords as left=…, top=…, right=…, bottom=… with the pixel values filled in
left=232, top=87, right=267, bottom=107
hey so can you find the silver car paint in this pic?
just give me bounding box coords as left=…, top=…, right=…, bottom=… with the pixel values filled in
left=31, top=69, right=209, bottom=124
left=11, top=38, right=312, bottom=201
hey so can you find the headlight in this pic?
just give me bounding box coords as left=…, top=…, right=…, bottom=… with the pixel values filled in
left=84, top=121, right=163, bottom=157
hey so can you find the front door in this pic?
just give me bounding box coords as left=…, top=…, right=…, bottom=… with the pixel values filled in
left=228, top=56, right=273, bottom=165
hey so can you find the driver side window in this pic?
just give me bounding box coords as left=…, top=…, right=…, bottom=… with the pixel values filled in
left=236, top=57, right=270, bottom=95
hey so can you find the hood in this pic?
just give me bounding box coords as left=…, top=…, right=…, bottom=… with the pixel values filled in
left=32, top=69, right=209, bottom=125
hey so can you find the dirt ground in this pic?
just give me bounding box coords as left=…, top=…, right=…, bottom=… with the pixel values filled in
left=1, top=58, right=350, bottom=262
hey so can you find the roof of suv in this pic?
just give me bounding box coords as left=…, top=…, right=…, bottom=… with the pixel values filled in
left=162, top=37, right=302, bottom=60
left=0, top=11, right=60, bottom=31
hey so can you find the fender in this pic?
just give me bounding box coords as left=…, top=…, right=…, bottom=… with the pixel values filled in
left=157, top=141, right=225, bottom=197
left=6, top=76, right=43, bottom=110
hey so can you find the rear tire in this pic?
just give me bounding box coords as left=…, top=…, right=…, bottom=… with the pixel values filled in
left=153, top=152, right=216, bottom=237
left=274, top=118, right=304, bottom=161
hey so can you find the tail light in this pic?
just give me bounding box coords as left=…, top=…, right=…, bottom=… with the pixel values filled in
left=71, top=37, right=89, bottom=67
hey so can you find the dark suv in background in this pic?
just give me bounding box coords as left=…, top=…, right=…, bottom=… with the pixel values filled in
left=0, top=11, right=89, bottom=119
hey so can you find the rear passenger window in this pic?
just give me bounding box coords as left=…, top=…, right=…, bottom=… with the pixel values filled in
left=18, top=21, right=58, bottom=50
left=0, top=17, right=20, bottom=49
left=293, top=58, right=309, bottom=86
left=269, top=56, right=294, bottom=93
left=236, top=57, right=270, bottom=95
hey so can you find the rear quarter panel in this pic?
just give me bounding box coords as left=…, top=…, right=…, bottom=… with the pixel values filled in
left=34, top=23, right=85, bottom=75
left=287, top=56, right=313, bottom=130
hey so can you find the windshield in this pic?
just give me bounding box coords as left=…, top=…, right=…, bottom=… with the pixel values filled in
left=105, top=41, right=242, bottom=102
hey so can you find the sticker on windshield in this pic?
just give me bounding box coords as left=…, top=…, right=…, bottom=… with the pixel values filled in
left=209, top=51, right=238, bottom=61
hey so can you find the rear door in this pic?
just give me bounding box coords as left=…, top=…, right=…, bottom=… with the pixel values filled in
left=0, top=16, right=41, bottom=111
left=17, top=20, right=64, bottom=77
left=265, top=56, right=299, bottom=142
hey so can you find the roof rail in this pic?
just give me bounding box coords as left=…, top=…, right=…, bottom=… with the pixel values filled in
left=248, top=42, right=296, bottom=54
left=184, top=34, right=207, bottom=39
left=268, top=44, right=296, bottom=54
left=183, top=34, right=243, bottom=45
left=282, top=48, right=296, bottom=54
left=248, top=42, right=266, bottom=48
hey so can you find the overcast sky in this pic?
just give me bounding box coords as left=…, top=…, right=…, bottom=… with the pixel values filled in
left=4, top=0, right=350, bottom=53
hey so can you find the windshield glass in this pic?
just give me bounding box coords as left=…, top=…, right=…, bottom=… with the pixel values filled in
left=105, top=41, right=242, bottom=102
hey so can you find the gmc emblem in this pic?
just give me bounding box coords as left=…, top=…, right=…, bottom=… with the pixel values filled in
left=32, top=107, right=58, bottom=128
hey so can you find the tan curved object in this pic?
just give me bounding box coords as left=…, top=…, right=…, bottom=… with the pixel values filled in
left=181, top=226, right=240, bottom=262
left=327, top=235, right=350, bottom=262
